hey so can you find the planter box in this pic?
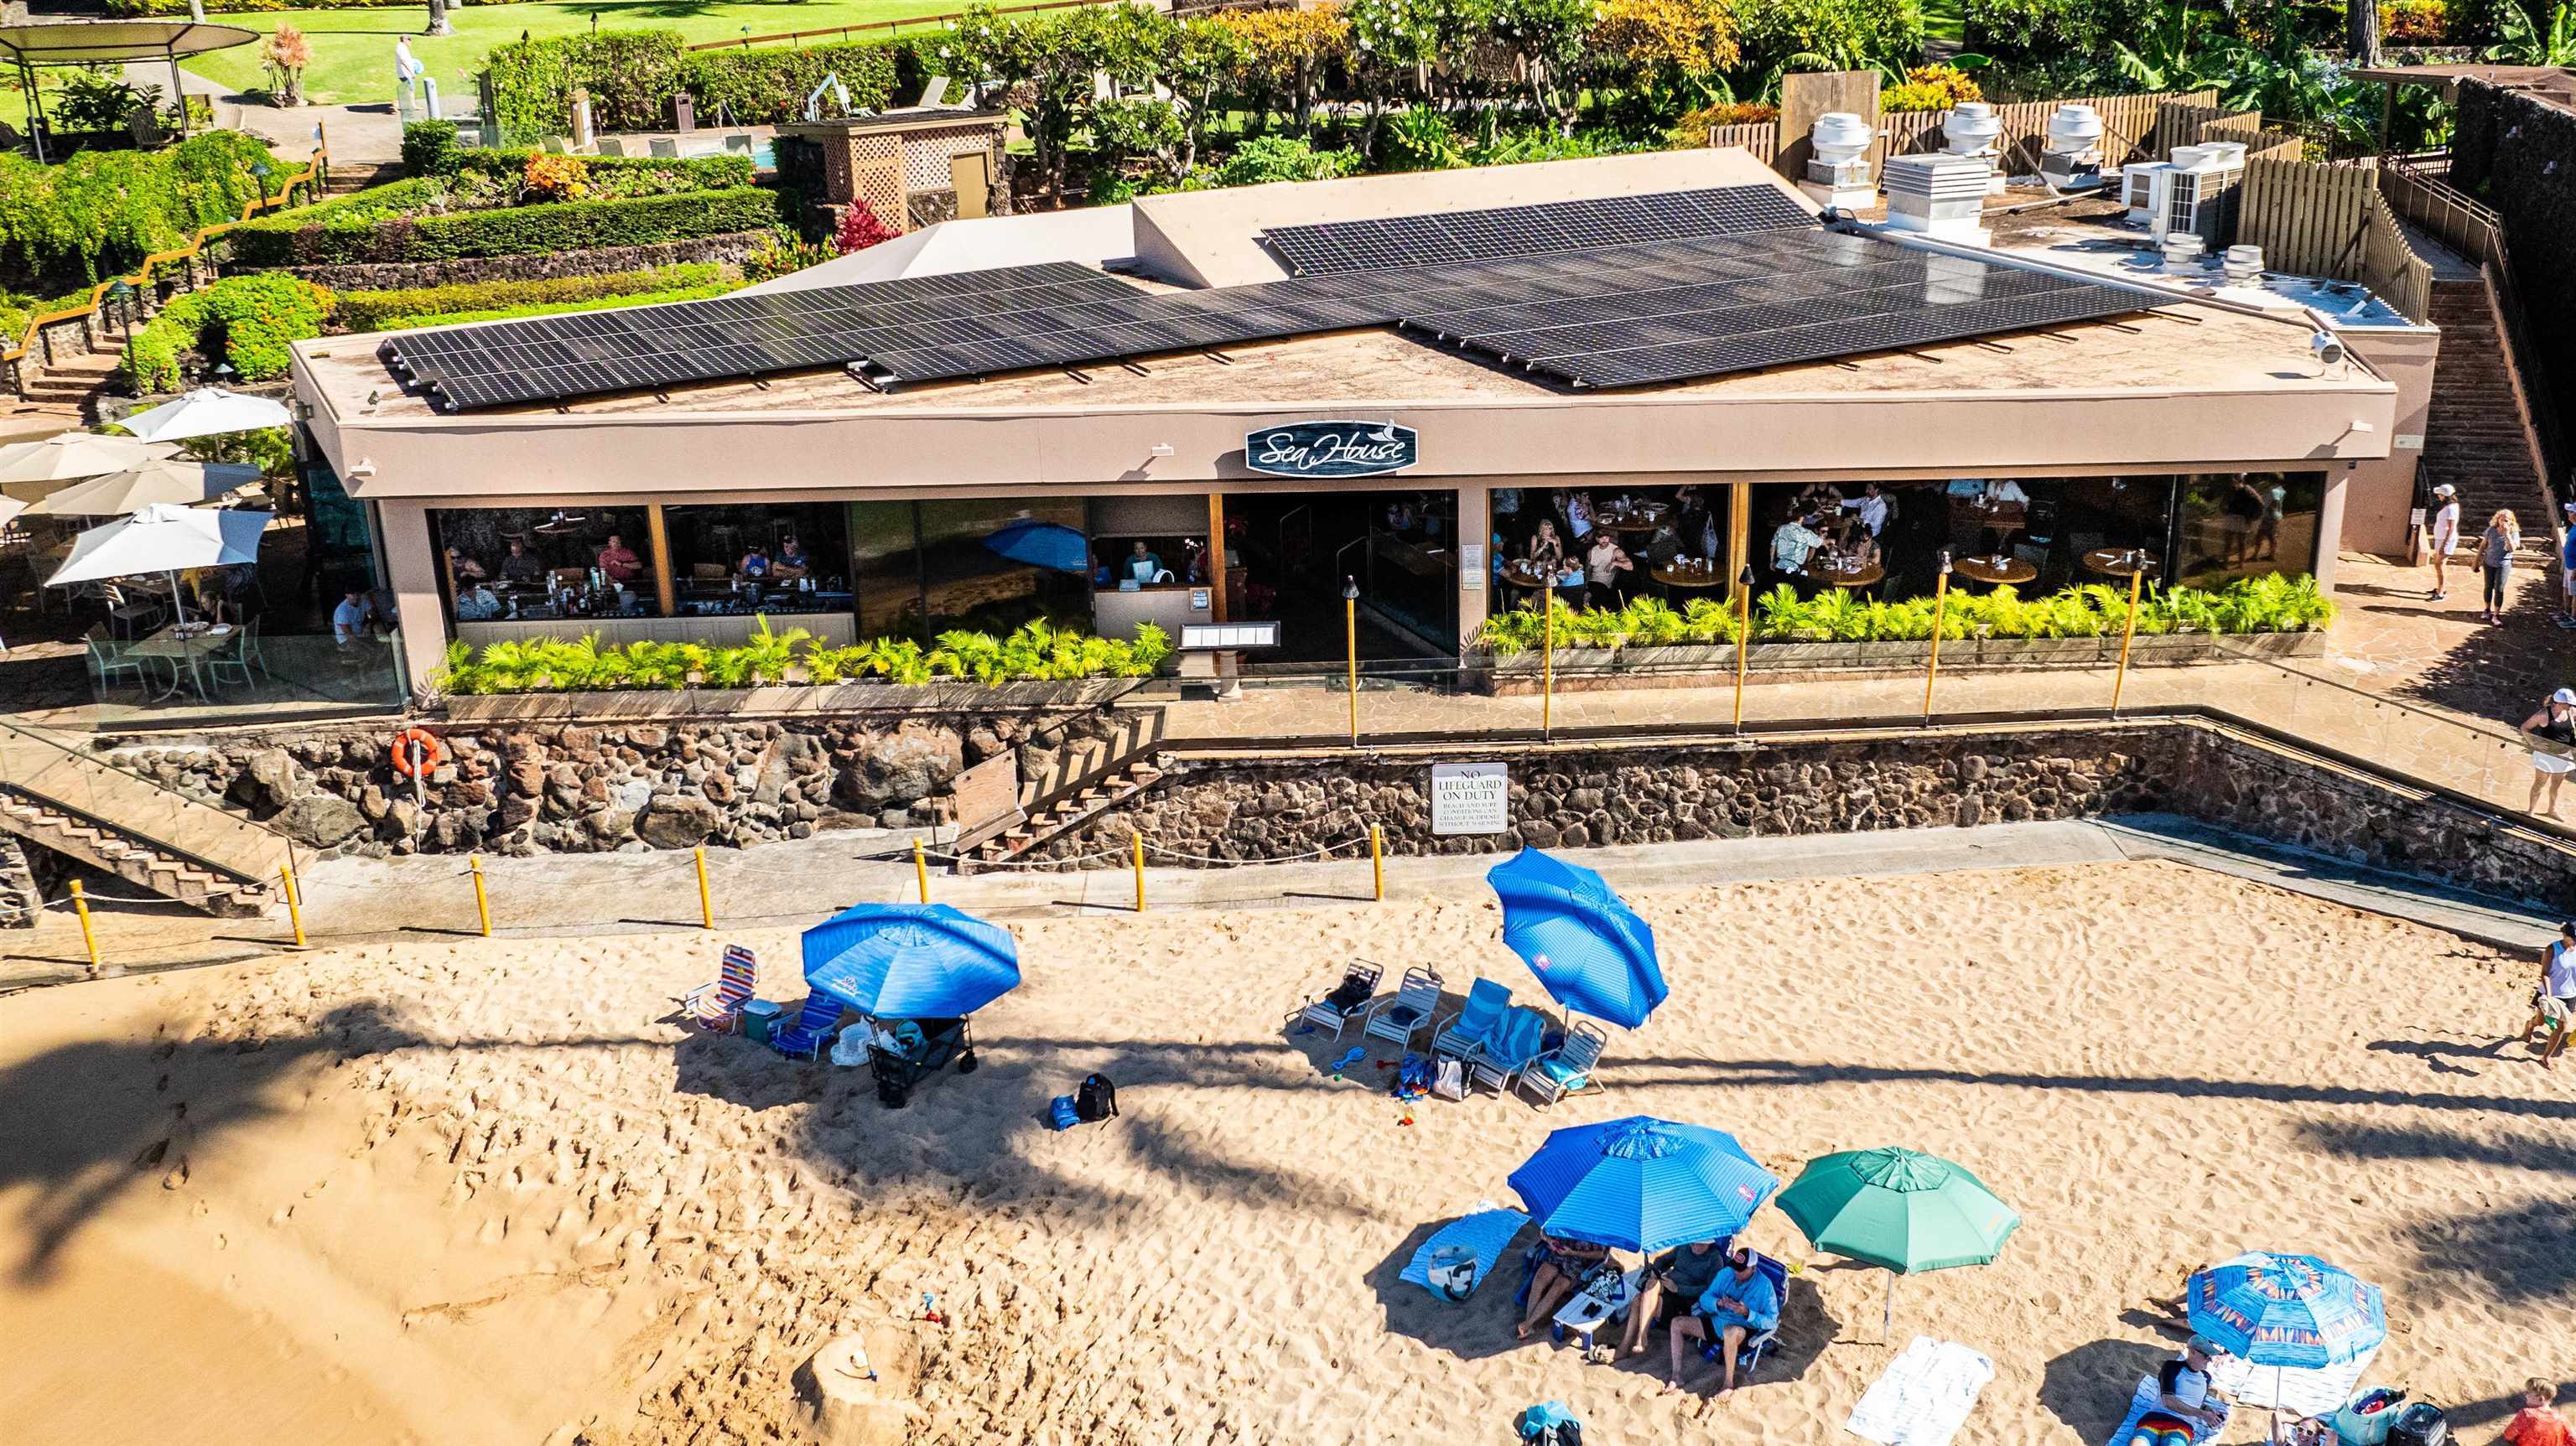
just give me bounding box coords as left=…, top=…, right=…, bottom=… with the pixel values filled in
left=1852, top=640, right=1930, bottom=669
left=439, top=677, right=1138, bottom=722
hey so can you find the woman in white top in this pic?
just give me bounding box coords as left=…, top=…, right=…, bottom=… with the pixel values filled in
left=2426, top=482, right=2461, bottom=602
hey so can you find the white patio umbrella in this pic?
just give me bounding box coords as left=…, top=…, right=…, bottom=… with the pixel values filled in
left=0, top=432, right=177, bottom=486
left=0, top=496, right=23, bottom=529
left=115, top=388, right=294, bottom=444
left=25, top=459, right=263, bottom=517
left=45, top=504, right=273, bottom=626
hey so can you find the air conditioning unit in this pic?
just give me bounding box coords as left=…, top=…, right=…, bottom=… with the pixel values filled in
left=2122, top=143, right=2245, bottom=245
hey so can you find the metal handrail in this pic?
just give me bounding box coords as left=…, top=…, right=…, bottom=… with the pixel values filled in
left=1, top=137, right=328, bottom=397
left=0, top=715, right=304, bottom=888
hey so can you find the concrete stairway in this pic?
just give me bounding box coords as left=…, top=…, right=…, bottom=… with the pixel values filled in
left=965, top=708, right=1169, bottom=870
left=5, top=351, right=124, bottom=432
left=0, top=794, right=276, bottom=918
left=323, top=159, right=405, bottom=197
left=2424, top=276, right=2555, bottom=557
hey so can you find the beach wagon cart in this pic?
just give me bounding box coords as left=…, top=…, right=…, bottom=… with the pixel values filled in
left=868, top=1016, right=978, bottom=1107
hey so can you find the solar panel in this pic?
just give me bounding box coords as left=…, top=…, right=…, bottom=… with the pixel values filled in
left=1259, top=187, right=1816, bottom=276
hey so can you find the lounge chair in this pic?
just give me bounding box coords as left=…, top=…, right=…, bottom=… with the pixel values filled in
left=1696, top=1245, right=1791, bottom=1380
left=1469, top=1006, right=1551, bottom=1094
left=596, top=137, right=629, bottom=157
left=767, top=992, right=849, bottom=1059
left=1290, top=961, right=1383, bottom=1038
left=650, top=137, right=680, bottom=158
left=1515, top=1018, right=1608, bottom=1107
left=1363, top=966, right=1443, bottom=1050
left=1432, top=978, right=1511, bottom=1060
left=683, top=944, right=758, bottom=1031
left=1400, top=1205, right=1530, bottom=1302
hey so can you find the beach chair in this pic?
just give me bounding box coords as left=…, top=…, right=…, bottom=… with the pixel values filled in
left=1290, top=961, right=1383, bottom=1038
left=1362, top=966, right=1443, bottom=1050
left=1696, top=1246, right=1791, bottom=1380
left=2104, top=1374, right=2230, bottom=1446
left=767, top=992, right=849, bottom=1060
left=596, top=137, right=629, bottom=157
left=682, top=944, right=758, bottom=1031
left=1515, top=1019, right=1608, bottom=1107
left=1432, top=978, right=1512, bottom=1060
left=1469, top=1006, right=1551, bottom=1094
left=1400, top=1205, right=1530, bottom=1302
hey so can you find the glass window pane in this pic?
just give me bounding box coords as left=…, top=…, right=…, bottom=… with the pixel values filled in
left=917, top=498, right=1090, bottom=637
left=428, top=505, right=662, bottom=625
left=665, top=502, right=849, bottom=621
left=849, top=500, right=922, bottom=640
left=2175, top=472, right=2325, bottom=586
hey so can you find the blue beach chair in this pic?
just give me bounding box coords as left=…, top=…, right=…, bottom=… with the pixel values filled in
left=1516, top=1018, right=1608, bottom=1107
left=1696, top=1246, right=1791, bottom=1379
left=1470, top=1006, right=1552, bottom=1094
left=1400, top=1207, right=1533, bottom=1302
left=1433, top=979, right=1512, bottom=1061
left=768, top=993, right=849, bottom=1060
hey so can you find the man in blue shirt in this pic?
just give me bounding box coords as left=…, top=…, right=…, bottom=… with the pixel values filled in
left=1670, top=1247, right=1779, bottom=1395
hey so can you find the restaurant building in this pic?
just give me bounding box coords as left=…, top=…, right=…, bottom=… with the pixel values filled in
left=288, top=148, right=2415, bottom=693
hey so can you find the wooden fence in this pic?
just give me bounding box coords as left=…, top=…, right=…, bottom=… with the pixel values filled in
left=1706, top=90, right=2215, bottom=179
left=2234, top=156, right=2432, bottom=321
left=2152, top=103, right=2305, bottom=162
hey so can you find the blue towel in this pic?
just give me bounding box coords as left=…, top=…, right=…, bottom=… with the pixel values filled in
left=1400, top=1208, right=1532, bottom=1300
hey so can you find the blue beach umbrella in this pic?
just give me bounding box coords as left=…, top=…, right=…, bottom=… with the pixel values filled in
left=1486, top=847, right=1667, bottom=1028
left=2187, top=1252, right=2386, bottom=1371
left=982, top=520, right=1089, bottom=574
left=802, top=902, right=1021, bottom=1018
left=1507, top=1116, right=1779, bottom=1253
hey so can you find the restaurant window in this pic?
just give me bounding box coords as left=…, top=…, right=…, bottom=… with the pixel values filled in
left=663, top=502, right=850, bottom=619
left=849, top=499, right=1093, bottom=643
left=2174, top=472, right=2325, bottom=588
left=1746, top=476, right=2178, bottom=600
left=428, top=505, right=662, bottom=625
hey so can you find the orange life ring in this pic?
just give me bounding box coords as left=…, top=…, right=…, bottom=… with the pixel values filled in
left=390, top=728, right=444, bottom=778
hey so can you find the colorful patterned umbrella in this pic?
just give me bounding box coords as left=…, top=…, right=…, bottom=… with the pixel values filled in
left=2186, top=1252, right=2386, bottom=1370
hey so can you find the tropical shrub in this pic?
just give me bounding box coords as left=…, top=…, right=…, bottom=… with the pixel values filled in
left=1470, top=575, right=2334, bottom=654
left=330, top=263, right=727, bottom=331
left=2381, top=0, right=2448, bottom=39
left=110, top=0, right=528, bottom=14
left=49, top=71, right=167, bottom=133
left=1880, top=63, right=1983, bottom=111
left=519, top=152, right=592, bottom=203
left=0, top=131, right=288, bottom=290
left=261, top=23, right=312, bottom=107
left=122, top=272, right=333, bottom=393
left=1195, top=136, right=1364, bottom=188
left=480, top=29, right=903, bottom=143
left=834, top=201, right=899, bottom=254
left=740, top=236, right=835, bottom=283
left=223, top=186, right=786, bottom=266
left=401, top=119, right=461, bottom=179
left=433, top=619, right=1172, bottom=695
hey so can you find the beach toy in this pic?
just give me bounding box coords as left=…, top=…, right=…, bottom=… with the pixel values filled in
left=1329, top=1046, right=1365, bottom=1079
left=919, top=1292, right=945, bottom=1326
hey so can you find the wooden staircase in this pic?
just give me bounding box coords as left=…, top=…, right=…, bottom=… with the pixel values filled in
left=2424, top=277, right=2556, bottom=557
left=0, top=793, right=277, bottom=918
left=961, top=707, right=1169, bottom=872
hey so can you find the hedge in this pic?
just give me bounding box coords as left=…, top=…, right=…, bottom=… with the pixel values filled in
left=481, top=29, right=907, bottom=143
left=331, top=262, right=726, bottom=331
left=0, top=131, right=287, bottom=291
left=225, top=186, right=787, bottom=267
left=376, top=281, right=742, bottom=330
left=122, top=272, right=333, bottom=393
left=399, top=123, right=755, bottom=191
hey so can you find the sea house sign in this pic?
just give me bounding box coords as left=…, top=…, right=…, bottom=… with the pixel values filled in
left=1244, top=421, right=1420, bottom=479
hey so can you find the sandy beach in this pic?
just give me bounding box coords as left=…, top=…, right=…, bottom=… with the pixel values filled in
left=3, top=859, right=2568, bottom=1445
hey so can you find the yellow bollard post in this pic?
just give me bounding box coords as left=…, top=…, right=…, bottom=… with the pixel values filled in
left=280, top=863, right=307, bottom=948
left=1540, top=598, right=1555, bottom=741
left=1923, top=552, right=1953, bottom=724
left=69, top=878, right=99, bottom=972
left=1370, top=823, right=1384, bottom=902
left=1732, top=566, right=1755, bottom=730
left=469, top=853, right=491, bottom=938
left=1343, top=575, right=1360, bottom=748
left=912, top=837, right=931, bottom=903
left=1131, top=831, right=1147, bottom=914
left=2110, top=567, right=2144, bottom=718
left=694, top=846, right=714, bottom=930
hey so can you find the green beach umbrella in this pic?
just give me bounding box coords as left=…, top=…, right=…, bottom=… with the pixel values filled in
left=1775, top=1147, right=2021, bottom=1340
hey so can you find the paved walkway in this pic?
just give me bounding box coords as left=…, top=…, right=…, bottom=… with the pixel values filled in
left=4, top=812, right=2557, bottom=989
left=127, top=60, right=403, bottom=168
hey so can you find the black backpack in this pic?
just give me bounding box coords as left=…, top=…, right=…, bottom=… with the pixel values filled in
left=1075, top=1072, right=1119, bottom=1123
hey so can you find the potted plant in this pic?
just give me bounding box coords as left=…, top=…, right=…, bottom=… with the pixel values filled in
left=261, top=23, right=310, bottom=109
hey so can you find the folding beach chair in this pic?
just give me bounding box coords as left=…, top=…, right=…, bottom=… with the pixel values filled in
left=1290, top=961, right=1383, bottom=1038
left=1469, top=1006, right=1551, bottom=1094
left=1697, top=1246, right=1791, bottom=1380
left=1515, top=1018, right=1609, bottom=1107
left=682, top=944, right=758, bottom=1032
left=1432, top=978, right=1512, bottom=1061
left=768, top=992, right=849, bottom=1060
left=1363, top=966, right=1444, bottom=1050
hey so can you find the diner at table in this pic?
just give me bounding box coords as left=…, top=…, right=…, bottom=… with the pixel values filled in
left=496, top=540, right=545, bottom=586
left=595, top=533, right=643, bottom=583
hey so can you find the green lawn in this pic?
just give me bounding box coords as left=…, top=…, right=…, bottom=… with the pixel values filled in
left=1921, top=0, right=1968, bottom=48
left=184, top=0, right=955, bottom=108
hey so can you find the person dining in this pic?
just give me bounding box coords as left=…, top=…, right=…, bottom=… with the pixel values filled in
left=773, top=535, right=813, bottom=579
left=444, top=547, right=487, bottom=588
left=1831, top=521, right=1878, bottom=573
left=1770, top=512, right=1826, bottom=578
left=497, top=539, right=545, bottom=586
left=739, top=545, right=771, bottom=579
left=1845, top=480, right=1892, bottom=537
left=595, top=533, right=641, bottom=583
left=1584, top=532, right=1633, bottom=610
left=331, top=588, right=374, bottom=644
left=1563, top=490, right=1597, bottom=543
left=454, top=582, right=503, bottom=620
left=1524, top=520, right=1567, bottom=574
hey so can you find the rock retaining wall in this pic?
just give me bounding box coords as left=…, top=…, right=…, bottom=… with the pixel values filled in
left=105, top=707, right=1127, bottom=858
left=0, top=834, right=39, bottom=930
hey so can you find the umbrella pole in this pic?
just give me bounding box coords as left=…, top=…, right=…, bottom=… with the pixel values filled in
left=169, top=569, right=189, bottom=627
left=1883, top=1273, right=1893, bottom=1345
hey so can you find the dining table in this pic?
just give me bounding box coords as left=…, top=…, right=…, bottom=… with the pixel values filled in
left=1950, top=553, right=2038, bottom=586
left=1803, top=559, right=1885, bottom=589
left=1499, top=559, right=1584, bottom=598
left=2081, top=547, right=2161, bottom=580
left=1650, top=559, right=1728, bottom=593
left=1595, top=503, right=1669, bottom=538
left=128, top=621, right=238, bottom=702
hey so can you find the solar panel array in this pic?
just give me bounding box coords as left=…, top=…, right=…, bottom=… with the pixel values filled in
left=1259, top=186, right=1816, bottom=275
left=380, top=262, right=1145, bottom=412
left=381, top=202, right=2163, bottom=410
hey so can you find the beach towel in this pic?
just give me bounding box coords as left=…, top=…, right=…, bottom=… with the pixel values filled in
left=1845, top=1336, right=1997, bottom=1446
left=1400, top=1205, right=1532, bottom=1302
left=2108, top=1374, right=2232, bottom=1446
left=2209, top=1346, right=2378, bottom=1417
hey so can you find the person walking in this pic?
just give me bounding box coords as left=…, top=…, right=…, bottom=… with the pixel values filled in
left=2520, top=923, right=2576, bottom=1070
left=2425, top=483, right=2459, bottom=601
left=2477, top=509, right=2521, bottom=624
left=2523, top=687, right=2576, bottom=821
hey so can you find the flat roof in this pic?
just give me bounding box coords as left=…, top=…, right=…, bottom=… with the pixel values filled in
left=743, top=205, right=1138, bottom=293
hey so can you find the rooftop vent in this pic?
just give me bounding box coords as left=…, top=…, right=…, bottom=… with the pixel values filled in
left=1801, top=112, right=1878, bottom=210
left=1884, top=153, right=1995, bottom=244
left=2042, top=104, right=2106, bottom=191
left=1943, top=102, right=2007, bottom=195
